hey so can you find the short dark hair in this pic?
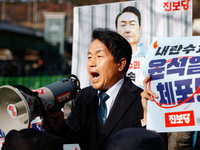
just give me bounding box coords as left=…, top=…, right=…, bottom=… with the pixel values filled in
left=115, top=6, right=141, bottom=28
left=107, top=128, right=166, bottom=150
left=92, top=28, right=132, bottom=74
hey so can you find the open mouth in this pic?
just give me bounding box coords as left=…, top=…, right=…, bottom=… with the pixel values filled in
left=90, top=72, right=100, bottom=82
left=91, top=72, right=99, bottom=78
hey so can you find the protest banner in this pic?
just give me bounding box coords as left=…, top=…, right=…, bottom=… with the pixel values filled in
left=72, top=0, right=192, bottom=88
left=144, top=36, right=200, bottom=132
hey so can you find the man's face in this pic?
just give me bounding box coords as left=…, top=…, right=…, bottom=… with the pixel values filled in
left=87, top=39, right=121, bottom=92
left=116, top=12, right=141, bottom=45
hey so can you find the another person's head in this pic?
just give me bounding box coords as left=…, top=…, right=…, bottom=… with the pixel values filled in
left=107, top=128, right=166, bottom=150
left=115, top=6, right=141, bottom=47
left=87, top=28, right=132, bottom=92
left=2, top=129, right=63, bottom=150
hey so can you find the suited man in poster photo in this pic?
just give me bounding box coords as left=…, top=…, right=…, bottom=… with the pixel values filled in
left=115, top=6, right=148, bottom=88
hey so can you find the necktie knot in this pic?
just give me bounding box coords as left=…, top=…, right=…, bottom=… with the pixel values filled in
left=99, top=92, right=109, bottom=103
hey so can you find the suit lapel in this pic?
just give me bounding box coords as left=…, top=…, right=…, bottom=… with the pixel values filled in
left=97, top=77, right=139, bottom=147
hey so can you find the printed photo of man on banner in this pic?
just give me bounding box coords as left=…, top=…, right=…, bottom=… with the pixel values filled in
left=144, top=36, right=200, bottom=133
left=115, top=6, right=148, bottom=88
left=72, top=0, right=192, bottom=89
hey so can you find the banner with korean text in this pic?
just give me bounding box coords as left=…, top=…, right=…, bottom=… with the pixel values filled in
left=144, top=36, right=200, bottom=132
left=72, top=0, right=192, bottom=88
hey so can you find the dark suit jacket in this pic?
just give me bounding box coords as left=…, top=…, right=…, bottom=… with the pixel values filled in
left=57, top=77, right=143, bottom=150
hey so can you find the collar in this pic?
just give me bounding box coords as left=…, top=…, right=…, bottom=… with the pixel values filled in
left=98, top=77, right=124, bottom=100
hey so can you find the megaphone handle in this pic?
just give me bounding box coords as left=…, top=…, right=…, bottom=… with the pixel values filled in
left=35, top=95, right=56, bottom=134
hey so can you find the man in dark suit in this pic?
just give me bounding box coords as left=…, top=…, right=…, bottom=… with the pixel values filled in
left=45, top=28, right=144, bottom=150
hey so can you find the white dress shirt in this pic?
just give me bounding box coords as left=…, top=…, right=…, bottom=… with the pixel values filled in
left=98, top=77, right=124, bottom=117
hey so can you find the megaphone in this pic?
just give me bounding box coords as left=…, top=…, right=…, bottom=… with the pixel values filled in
left=0, top=74, right=80, bottom=135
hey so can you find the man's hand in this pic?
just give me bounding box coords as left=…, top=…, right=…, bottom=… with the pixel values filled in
left=141, top=75, right=158, bottom=123
left=42, top=111, right=64, bottom=131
